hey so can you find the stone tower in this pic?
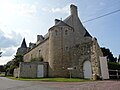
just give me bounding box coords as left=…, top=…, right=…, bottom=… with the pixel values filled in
left=16, top=38, right=27, bottom=55
left=49, top=20, right=74, bottom=77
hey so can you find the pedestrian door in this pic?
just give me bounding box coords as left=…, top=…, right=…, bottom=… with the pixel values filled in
left=37, top=65, right=44, bottom=78
left=83, top=60, right=92, bottom=79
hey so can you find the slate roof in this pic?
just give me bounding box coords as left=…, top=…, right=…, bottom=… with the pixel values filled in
left=84, top=28, right=92, bottom=38
left=55, top=20, right=70, bottom=27
left=21, top=38, right=27, bottom=48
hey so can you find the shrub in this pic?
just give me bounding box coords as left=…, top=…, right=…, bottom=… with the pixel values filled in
left=108, top=62, right=120, bottom=70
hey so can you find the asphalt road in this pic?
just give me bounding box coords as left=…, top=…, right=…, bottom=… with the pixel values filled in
left=0, top=77, right=120, bottom=90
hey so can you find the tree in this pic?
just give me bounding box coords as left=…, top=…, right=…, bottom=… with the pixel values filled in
left=118, top=55, right=120, bottom=62
left=14, top=54, right=23, bottom=67
left=101, top=47, right=117, bottom=62
left=4, top=54, right=23, bottom=75
left=0, top=65, right=5, bottom=72
left=4, top=61, right=13, bottom=75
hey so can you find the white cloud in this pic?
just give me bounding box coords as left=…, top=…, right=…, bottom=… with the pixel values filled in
left=42, top=4, right=70, bottom=14
left=0, top=56, right=13, bottom=65
left=18, top=4, right=37, bottom=17
left=0, top=30, right=22, bottom=48
left=2, top=47, right=17, bottom=57
left=0, top=29, right=23, bottom=65
left=0, top=1, right=37, bottom=20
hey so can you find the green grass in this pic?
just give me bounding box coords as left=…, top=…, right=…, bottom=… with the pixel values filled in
left=6, top=76, right=91, bottom=82
left=0, top=73, right=5, bottom=77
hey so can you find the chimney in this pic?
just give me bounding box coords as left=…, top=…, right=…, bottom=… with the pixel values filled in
left=55, top=19, right=60, bottom=25
left=37, top=35, right=44, bottom=42
left=70, top=4, right=78, bottom=16
left=29, top=42, right=36, bottom=49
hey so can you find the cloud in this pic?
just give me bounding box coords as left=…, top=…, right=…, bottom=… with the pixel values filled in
left=0, top=56, right=13, bottom=65
left=0, top=1, right=37, bottom=19
left=18, top=4, right=37, bottom=17
left=2, top=47, right=17, bottom=56
left=0, top=29, right=22, bottom=48
left=42, top=4, right=70, bottom=14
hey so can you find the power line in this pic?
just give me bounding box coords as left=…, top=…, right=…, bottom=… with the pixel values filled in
left=83, top=8, right=120, bottom=23
left=83, top=0, right=120, bottom=20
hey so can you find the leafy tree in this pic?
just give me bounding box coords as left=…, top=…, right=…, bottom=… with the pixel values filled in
left=4, top=61, right=13, bottom=75
left=118, top=55, right=120, bottom=62
left=101, top=47, right=117, bottom=62
left=4, top=54, right=23, bottom=75
left=0, top=65, right=5, bottom=72
left=14, top=54, right=23, bottom=67
left=108, top=62, right=120, bottom=70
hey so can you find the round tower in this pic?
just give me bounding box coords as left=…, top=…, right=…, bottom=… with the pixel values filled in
left=48, top=21, right=74, bottom=77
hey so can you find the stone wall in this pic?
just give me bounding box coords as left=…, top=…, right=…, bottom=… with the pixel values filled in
left=14, top=68, right=20, bottom=78
left=24, top=38, right=49, bottom=62
left=14, top=62, right=48, bottom=78
left=69, top=38, right=103, bottom=78
left=91, top=38, right=103, bottom=77
left=70, top=40, right=92, bottom=78
left=19, top=62, right=37, bottom=78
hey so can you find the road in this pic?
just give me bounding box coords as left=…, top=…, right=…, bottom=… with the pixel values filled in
left=0, top=77, right=120, bottom=90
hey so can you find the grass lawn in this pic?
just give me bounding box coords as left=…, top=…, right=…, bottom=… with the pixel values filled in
left=7, top=76, right=91, bottom=82
left=0, top=73, right=5, bottom=77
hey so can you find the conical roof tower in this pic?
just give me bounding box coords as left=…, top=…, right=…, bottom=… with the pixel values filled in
left=21, top=38, right=27, bottom=48
left=16, top=38, right=27, bottom=55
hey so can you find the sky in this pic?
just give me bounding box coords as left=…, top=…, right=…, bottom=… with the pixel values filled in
left=0, top=0, right=120, bottom=65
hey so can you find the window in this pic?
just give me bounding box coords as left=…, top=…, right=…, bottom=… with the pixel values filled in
left=39, top=50, right=41, bottom=57
left=39, top=50, right=41, bottom=53
left=65, top=30, right=68, bottom=35
left=31, top=54, right=33, bottom=59
left=65, top=47, right=69, bottom=51
left=55, top=30, right=57, bottom=35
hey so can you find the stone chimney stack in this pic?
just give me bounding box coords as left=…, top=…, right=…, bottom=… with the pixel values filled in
left=70, top=4, right=78, bottom=16
left=37, top=35, right=44, bottom=42
left=55, top=19, right=60, bottom=25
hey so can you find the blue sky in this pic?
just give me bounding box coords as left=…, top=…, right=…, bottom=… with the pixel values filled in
left=0, top=0, right=120, bottom=65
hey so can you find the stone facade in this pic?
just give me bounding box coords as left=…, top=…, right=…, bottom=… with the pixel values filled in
left=14, top=62, right=48, bottom=78
left=17, top=4, right=104, bottom=78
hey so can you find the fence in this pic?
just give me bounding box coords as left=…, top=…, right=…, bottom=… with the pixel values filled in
left=109, top=70, right=120, bottom=79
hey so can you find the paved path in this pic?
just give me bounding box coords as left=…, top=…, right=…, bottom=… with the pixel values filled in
left=0, top=77, right=120, bottom=90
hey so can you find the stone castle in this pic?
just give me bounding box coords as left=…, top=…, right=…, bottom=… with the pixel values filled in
left=16, top=4, right=105, bottom=79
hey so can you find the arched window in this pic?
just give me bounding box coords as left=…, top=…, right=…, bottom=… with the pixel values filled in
left=65, top=30, right=68, bottom=35
left=55, top=30, right=57, bottom=35
left=31, top=54, right=33, bottom=59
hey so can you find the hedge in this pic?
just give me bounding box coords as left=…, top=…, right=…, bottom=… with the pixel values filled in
left=108, top=62, right=120, bottom=70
